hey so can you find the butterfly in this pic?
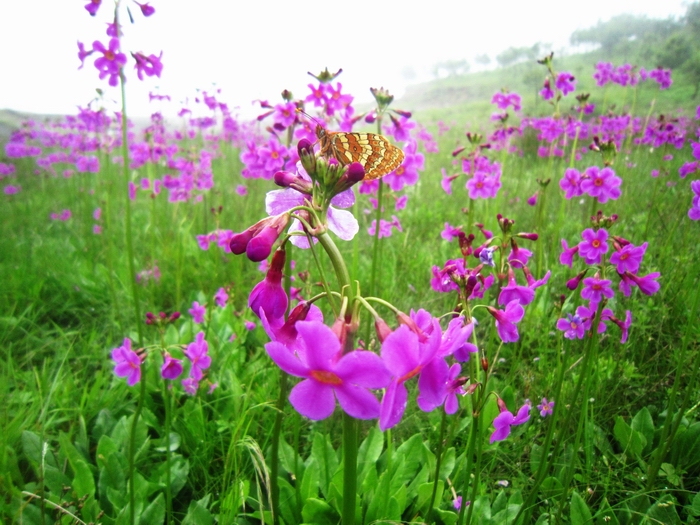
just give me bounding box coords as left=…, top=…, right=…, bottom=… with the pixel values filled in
left=315, top=125, right=405, bottom=180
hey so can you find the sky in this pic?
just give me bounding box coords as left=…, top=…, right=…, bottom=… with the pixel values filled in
left=0, top=0, right=690, bottom=120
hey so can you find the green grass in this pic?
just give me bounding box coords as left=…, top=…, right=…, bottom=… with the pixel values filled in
left=1, top=68, right=699, bottom=525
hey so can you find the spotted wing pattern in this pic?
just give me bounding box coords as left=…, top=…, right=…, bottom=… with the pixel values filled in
left=318, top=126, right=404, bottom=180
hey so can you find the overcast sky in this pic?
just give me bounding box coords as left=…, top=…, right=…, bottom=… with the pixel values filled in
left=0, top=0, right=689, bottom=120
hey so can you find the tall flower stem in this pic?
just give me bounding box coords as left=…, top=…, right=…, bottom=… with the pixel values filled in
left=316, top=231, right=357, bottom=524
left=427, top=409, right=448, bottom=523
left=162, top=375, right=173, bottom=525
left=129, top=362, right=147, bottom=525
left=270, top=243, right=293, bottom=525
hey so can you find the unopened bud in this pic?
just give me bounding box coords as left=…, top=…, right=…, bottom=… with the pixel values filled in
left=481, top=357, right=488, bottom=372
left=375, top=318, right=393, bottom=343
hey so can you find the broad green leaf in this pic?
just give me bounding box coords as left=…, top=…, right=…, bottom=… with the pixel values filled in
left=439, top=447, right=456, bottom=480
left=530, top=443, right=543, bottom=476
left=434, top=508, right=459, bottom=525
left=540, top=477, right=564, bottom=500
left=300, top=457, right=320, bottom=502
left=393, top=433, right=425, bottom=484
left=21, top=431, right=42, bottom=466
left=365, top=469, right=392, bottom=524
left=404, top=462, right=429, bottom=502
left=492, top=490, right=507, bottom=515
left=277, top=476, right=300, bottom=525
left=570, top=490, right=592, bottom=525
left=301, top=497, right=337, bottom=525
left=357, top=426, right=383, bottom=478
left=670, top=422, right=700, bottom=470
left=690, top=491, right=700, bottom=517
left=139, top=493, right=165, bottom=525
left=631, top=407, right=655, bottom=454
left=182, top=494, right=214, bottom=525
left=613, top=417, right=646, bottom=458
left=154, top=432, right=181, bottom=453
left=414, top=481, right=443, bottom=517
left=471, top=494, right=492, bottom=523
left=157, top=454, right=189, bottom=496
left=492, top=504, right=524, bottom=524
left=645, top=495, right=681, bottom=525
left=279, top=438, right=305, bottom=480
left=311, top=432, right=338, bottom=499
left=58, top=432, right=95, bottom=499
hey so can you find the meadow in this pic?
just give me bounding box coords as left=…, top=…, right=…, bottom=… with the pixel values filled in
left=2, top=4, right=700, bottom=525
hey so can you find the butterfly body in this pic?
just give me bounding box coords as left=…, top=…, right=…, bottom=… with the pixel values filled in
left=316, top=124, right=404, bottom=180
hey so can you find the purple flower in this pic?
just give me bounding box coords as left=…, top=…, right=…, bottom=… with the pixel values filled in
left=556, top=313, right=586, bottom=339
left=379, top=321, right=443, bottom=430
left=441, top=223, right=462, bottom=242
left=690, top=180, right=700, bottom=220
left=182, top=377, right=198, bottom=395
left=540, top=78, right=554, bottom=101
left=249, top=249, right=288, bottom=321
left=560, top=239, right=579, bottom=268
left=498, top=269, right=535, bottom=306
left=578, top=228, right=609, bottom=265
left=581, top=276, right=615, bottom=303
left=383, top=140, right=424, bottom=191
left=135, top=2, right=155, bottom=16
left=111, top=338, right=141, bottom=386
left=266, top=321, right=391, bottom=420
left=555, top=72, right=576, bottom=96
left=92, top=38, right=127, bottom=87
left=132, top=51, right=163, bottom=81
left=85, top=0, right=101, bottom=16
left=189, top=301, right=206, bottom=324
left=214, top=287, right=228, bottom=308
left=508, top=243, right=533, bottom=269
left=581, top=167, right=622, bottom=203
left=184, top=332, right=211, bottom=381
left=610, top=242, right=647, bottom=274
left=161, top=352, right=183, bottom=380
left=490, top=403, right=530, bottom=443
left=625, top=271, right=661, bottom=296
left=679, top=162, right=699, bottom=178
left=466, top=171, right=500, bottom=199
left=560, top=168, right=583, bottom=199
left=537, top=398, right=554, bottom=418
left=487, top=300, right=525, bottom=343
left=245, top=320, right=256, bottom=330
left=265, top=162, right=358, bottom=249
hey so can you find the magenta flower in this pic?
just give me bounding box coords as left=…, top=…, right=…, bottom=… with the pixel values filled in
left=135, top=1, right=155, bottom=16
left=379, top=322, right=442, bottom=430
left=184, top=331, right=211, bottom=381
left=214, top=287, right=228, bottom=308
left=441, top=222, right=462, bottom=242
left=560, top=239, right=579, bottom=268
left=266, top=321, right=391, bottom=420
left=498, top=269, right=535, bottom=306
left=559, top=168, right=583, bottom=199
left=92, top=38, right=127, bottom=87
left=581, top=276, right=614, bottom=303
left=490, top=403, right=530, bottom=443
left=265, top=162, right=358, bottom=249
left=689, top=180, right=700, bottom=220
left=4, top=185, right=21, bottom=195
left=466, top=171, right=500, bottom=199
left=383, top=140, right=424, bottom=192
left=679, top=162, right=698, bottom=178
left=623, top=271, right=661, bottom=296
left=537, top=398, right=554, bottom=418
left=111, top=338, right=141, bottom=386
left=132, top=51, right=163, bottom=81
left=249, top=249, right=288, bottom=321
left=610, top=242, right=647, bottom=274
left=578, top=228, right=609, bottom=264
left=487, top=300, right=525, bottom=343
left=161, top=353, right=183, bottom=380
left=182, top=377, right=198, bottom=395
left=189, top=301, right=206, bottom=324
left=556, top=313, right=585, bottom=339
left=555, top=72, right=576, bottom=96
left=581, top=166, right=621, bottom=203
left=540, top=78, right=554, bottom=101
left=441, top=168, right=459, bottom=194
left=508, top=243, right=533, bottom=269
left=85, top=0, right=101, bottom=16
left=245, top=320, right=256, bottom=330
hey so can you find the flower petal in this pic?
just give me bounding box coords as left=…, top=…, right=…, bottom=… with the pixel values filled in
left=381, top=325, right=420, bottom=376
left=327, top=207, right=359, bottom=241
left=335, top=383, right=381, bottom=419
left=379, top=380, right=408, bottom=431
left=296, top=321, right=341, bottom=370
left=265, top=188, right=303, bottom=216
left=334, top=350, right=391, bottom=388
left=265, top=341, right=309, bottom=377
left=289, top=379, right=336, bottom=420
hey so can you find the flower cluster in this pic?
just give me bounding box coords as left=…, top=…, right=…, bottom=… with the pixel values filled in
left=559, top=166, right=622, bottom=202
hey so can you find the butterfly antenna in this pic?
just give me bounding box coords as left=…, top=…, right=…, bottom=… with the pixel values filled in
left=295, top=108, right=324, bottom=128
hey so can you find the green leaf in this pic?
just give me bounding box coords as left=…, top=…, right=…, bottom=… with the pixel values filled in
left=139, top=493, right=165, bottom=525
left=631, top=407, right=654, bottom=454
left=414, top=481, right=443, bottom=516
left=613, top=416, right=646, bottom=458
left=671, top=422, right=700, bottom=470
left=21, top=431, right=42, bottom=466
left=182, top=494, right=214, bottom=525
left=492, top=504, right=524, bottom=524
left=301, top=497, right=337, bottom=525
left=659, top=463, right=681, bottom=486
left=300, top=457, right=320, bottom=502
left=58, top=432, right=95, bottom=499
left=311, top=432, right=338, bottom=499
left=492, top=490, right=507, bottom=515
left=157, top=454, right=189, bottom=496
left=154, top=432, right=181, bottom=453
left=645, top=495, right=681, bottom=525
left=439, top=447, right=456, bottom=480
left=357, top=426, right=383, bottom=478
left=530, top=443, right=543, bottom=476
left=434, top=508, right=459, bottom=525
left=471, top=495, right=492, bottom=523
left=365, top=469, right=392, bottom=524
left=689, top=491, right=700, bottom=517
left=277, top=476, right=300, bottom=525
left=393, top=433, right=425, bottom=485
left=540, top=477, right=564, bottom=500
left=570, top=491, right=592, bottom=525
left=279, top=438, right=305, bottom=481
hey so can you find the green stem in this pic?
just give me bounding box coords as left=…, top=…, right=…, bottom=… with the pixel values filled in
left=427, top=410, right=448, bottom=523
left=120, top=61, right=143, bottom=346
left=342, top=413, right=358, bottom=524
left=129, top=363, right=147, bottom=525
left=369, top=180, right=384, bottom=299
left=162, top=377, right=173, bottom=525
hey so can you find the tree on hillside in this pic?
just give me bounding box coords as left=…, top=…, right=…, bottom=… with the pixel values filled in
left=431, top=59, right=470, bottom=78
left=496, top=43, right=541, bottom=68
left=475, top=54, right=491, bottom=67
left=570, top=14, right=678, bottom=55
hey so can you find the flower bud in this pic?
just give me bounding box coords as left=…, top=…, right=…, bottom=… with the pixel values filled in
left=230, top=228, right=256, bottom=255
left=375, top=318, right=393, bottom=343
left=566, top=270, right=587, bottom=291
left=497, top=397, right=508, bottom=413
left=516, top=232, right=538, bottom=241
left=246, top=227, right=279, bottom=262
left=481, top=357, right=489, bottom=372
left=298, top=138, right=317, bottom=175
